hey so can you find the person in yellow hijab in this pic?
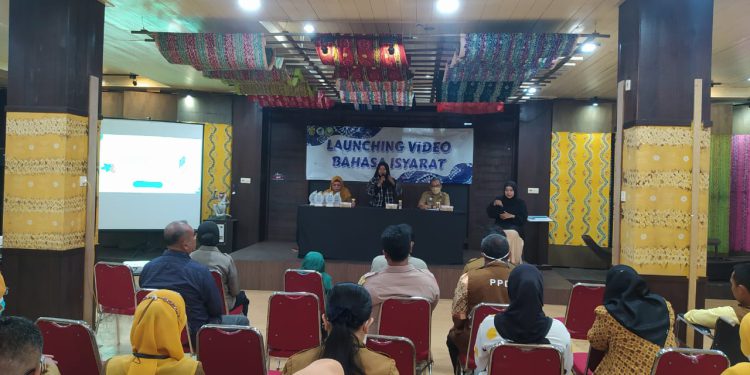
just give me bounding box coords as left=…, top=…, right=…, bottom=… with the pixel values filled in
left=105, top=290, right=204, bottom=375
left=323, top=176, right=352, bottom=202
left=722, top=313, right=750, bottom=374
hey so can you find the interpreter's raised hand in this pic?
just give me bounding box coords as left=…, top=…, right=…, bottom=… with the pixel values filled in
left=499, top=212, right=514, bottom=220
left=493, top=199, right=503, bottom=207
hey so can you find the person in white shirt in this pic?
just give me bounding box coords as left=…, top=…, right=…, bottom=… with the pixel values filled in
left=474, top=264, right=572, bottom=374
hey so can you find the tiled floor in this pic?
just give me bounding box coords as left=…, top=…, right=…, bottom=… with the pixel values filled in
left=96, top=291, right=735, bottom=375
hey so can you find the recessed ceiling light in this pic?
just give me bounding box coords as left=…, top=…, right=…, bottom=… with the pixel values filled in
left=581, top=42, right=597, bottom=53
left=564, top=62, right=576, bottom=66
left=303, top=23, right=315, bottom=33
left=436, top=0, right=459, bottom=14
left=747, top=77, right=750, bottom=81
left=521, top=96, right=530, bottom=100
left=238, top=0, right=261, bottom=11
left=570, top=56, right=584, bottom=61
left=527, top=87, right=538, bottom=95
left=425, top=74, right=433, bottom=78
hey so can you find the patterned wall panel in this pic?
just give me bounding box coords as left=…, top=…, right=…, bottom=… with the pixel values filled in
left=730, top=135, right=750, bottom=252
left=3, top=113, right=88, bottom=250
left=708, top=133, right=731, bottom=253
left=620, top=126, right=710, bottom=276
left=549, top=132, right=612, bottom=247
left=201, top=123, right=233, bottom=220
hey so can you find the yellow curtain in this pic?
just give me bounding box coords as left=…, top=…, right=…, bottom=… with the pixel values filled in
left=201, top=123, right=232, bottom=220
left=549, top=132, right=612, bottom=247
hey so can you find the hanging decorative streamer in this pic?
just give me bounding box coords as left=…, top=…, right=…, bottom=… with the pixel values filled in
left=152, top=33, right=270, bottom=71
left=248, top=92, right=335, bottom=109
left=439, top=33, right=578, bottom=103
left=436, top=102, right=505, bottom=114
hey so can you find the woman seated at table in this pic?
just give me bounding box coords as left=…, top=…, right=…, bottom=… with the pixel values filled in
left=486, top=181, right=527, bottom=264
left=587, top=265, right=676, bottom=375
left=323, top=176, right=352, bottom=202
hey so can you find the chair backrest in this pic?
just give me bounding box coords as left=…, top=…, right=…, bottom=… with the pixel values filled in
left=378, top=297, right=432, bottom=363
left=366, top=335, right=417, bottom=375
left=94, top=262, right=137, bottom=315
left=283, top=269, right=326, bottom=315
left=135, top=288, right=158, bottom=305
left=36, top=317, right=102, bottom=375
left=650, top=348, right=730, bottom=375
left=198, top=325, right=267, bottom=375
left=563, top=283, right=605, bottom=339
left=711, top=316, right=746, bottom=365
left=210, top=270, right=229, bottom=314
left=487, top=342, right=563, bottom=375
left=267, top=292, right=321, bottom=358
left=463, top=303, right=508, bottom=370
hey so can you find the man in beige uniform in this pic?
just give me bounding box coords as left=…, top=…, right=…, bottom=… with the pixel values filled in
left=418, top=178, right=451, bottom=209
left=360, top=223, right=440, bottom=333
left=446, top=233, right=513, bottom=373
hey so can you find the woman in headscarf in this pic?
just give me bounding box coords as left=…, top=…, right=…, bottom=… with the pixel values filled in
left=105, top=289, right=203, bottom=375
left=722, top=313, right=750, bottom=374
left=587, top=265, right=676, bottom=375
left=282, top=283, right=397, bottom=375
left=301, top=251, right=333, bottom=296
left=486, top=181, right=528, bottom=264
left=324, top=176, right=352, bottom=202
left=474, top=264, right=572, bottom=375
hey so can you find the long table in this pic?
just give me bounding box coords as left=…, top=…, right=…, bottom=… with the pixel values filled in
left=297, top=205, right=467, bottom=265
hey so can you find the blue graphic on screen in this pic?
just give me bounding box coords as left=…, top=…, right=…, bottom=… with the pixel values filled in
left=99, top=134, right=202, bottom=194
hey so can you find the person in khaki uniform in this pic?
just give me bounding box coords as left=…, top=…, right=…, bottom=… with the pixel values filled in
left=282, top=283, right=398, bottom=375
left=418, top=178, right=450, bottom=209
left=446, top=234, right=513, bottom=373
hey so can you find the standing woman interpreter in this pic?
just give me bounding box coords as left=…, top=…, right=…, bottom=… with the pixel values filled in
left=486, top=181, right=528, bottom=265
left=367, top=161, right=402, bottom=208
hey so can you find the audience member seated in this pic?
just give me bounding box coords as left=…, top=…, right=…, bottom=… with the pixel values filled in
left=486, top=181, right=527, bottom=265
left=360, top=223, right=440, bottom=333
left=722, top=313, right=750, bottom=375
left=293, top=359, right=344, bottom=375
left=462, top=256, right=485, bottom=274
left=587, top=265, right=676, bottom=375
left=190, top=221, right=250, bottom=315
left=685, top=263, right=750, bottom=328
left=418, top=178, right=450, bottom=209
left=474, top=264, right=572, bottom=375
left=301, top=251, right=333, bottom=296
left=447, top=234, right=513, bottom=373
left=0, top=316, right=62, bottom=375
left=367, top=223, right=427, bottom=275
left=323, top=176, right=352, bottom=202
left=140, top=220, right=249, bottom=341
left=105, top=289, right=204, bottom=375
left=282, top=283, right=398, bottom=375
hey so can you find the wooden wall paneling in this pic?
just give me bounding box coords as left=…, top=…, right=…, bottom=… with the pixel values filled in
left=101, top=92, right=124, bottom=118
left=122, top=91, right=178, bottom=121
left=231, top=98, right=264, bottom=247
left=517, top=102, right=553, bottom=265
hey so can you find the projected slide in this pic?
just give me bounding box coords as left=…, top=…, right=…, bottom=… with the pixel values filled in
left=98, top=119, right=203, bottom=230
left=99, top=135, right=202, bottom=194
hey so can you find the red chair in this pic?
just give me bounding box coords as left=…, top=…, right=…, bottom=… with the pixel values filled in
left=94, top=262, right=137, bottom=341
left=210, top=270, right=244, bottom=315
left=650, top=348, right=730, bottom=375
left=366, top=335, right=417, bottom=375
left=197, top=325, right=273, bottom=375
left=36, top=317, right=102, bottom=375
left=284, top=269, right=326, bottom=315
left=459, top=303, right=508, bottom=373
left=136, top=288, right=192, bottom=354
left=555, top=283, right=605, bottom=340
left=573, top=347, right=604, bottom=375
left=378, top=297, right=432, bottom=373
left=266, top=292, right=321, bottom=364
left=487, top=342, right=563, bottom=375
